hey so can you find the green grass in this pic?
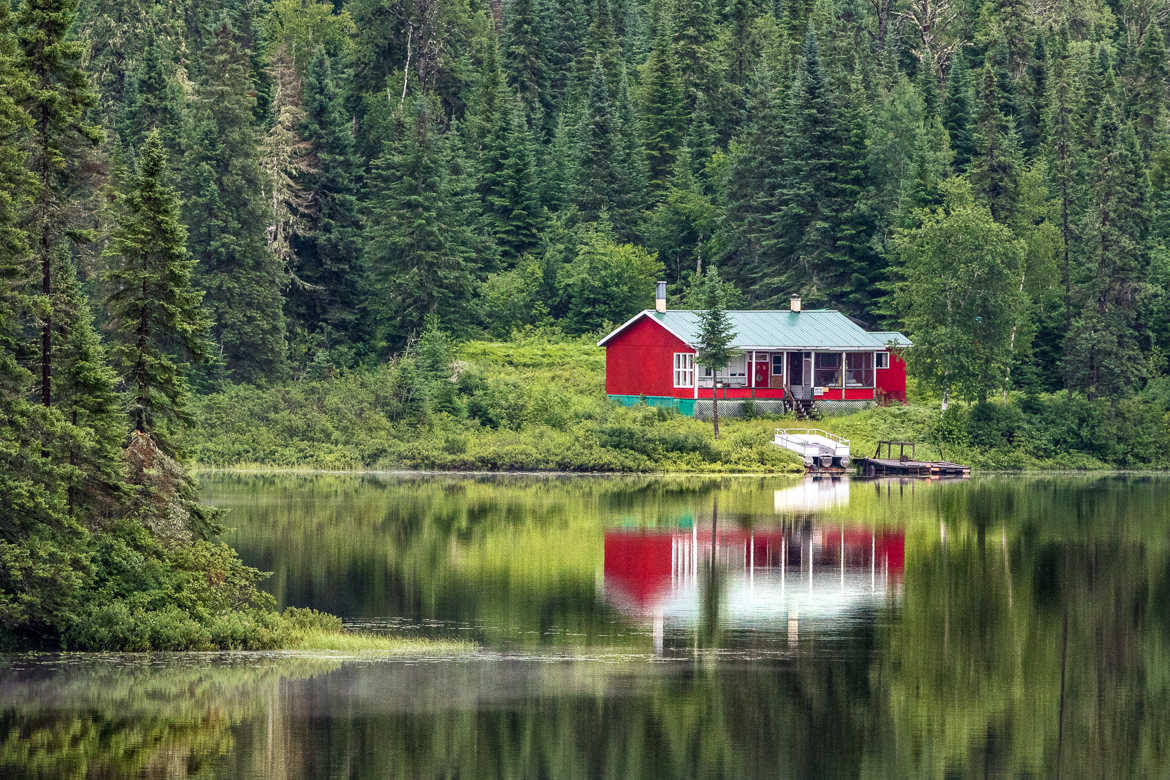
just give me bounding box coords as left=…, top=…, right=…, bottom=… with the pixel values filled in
left=182, top=335, right=1170, bottom=473
left=285, top=629, right=475, bottom=655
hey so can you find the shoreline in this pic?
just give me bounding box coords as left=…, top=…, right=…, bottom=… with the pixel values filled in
left=193, top=464, right=1170, bottom=477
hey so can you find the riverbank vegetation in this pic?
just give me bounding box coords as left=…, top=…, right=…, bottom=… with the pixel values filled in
left=185, top=334, right=1170, bottom=472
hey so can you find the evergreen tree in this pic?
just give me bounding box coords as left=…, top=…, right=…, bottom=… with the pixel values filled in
left=969, top=56, right=1023, bottom=223
left=943, top=54, right=976, bottom=171
left=637, top=28, right=683, bottom=198
left=182, top=19, right=288, bottom=383
left=572, top=56, right=638, bottom=234
left=1044, top=35, right=1085, bottom=331
left=103, top=131, right=211, bottom=450
left=694, top=264, right=738, bottom=438
left=1064, top=101, right=1149, bottom=400
left=758, top=31, right=870, bottom=309
left=503, top=0, right=546, bottom=120
left=1127, top=22, right=1167, bottom=157
left=480, top=97, right=545, bottom=263
left=115, top=30, right=184, bottom=157
left=723, top=63, right=786, bottom=287
left=670, top=0, right=718, bottom=114
left=362, top=100, right=478, bottom=353
left=287, top=48, right=363, bottom=345
left=17, top=0, right=103, bottom=408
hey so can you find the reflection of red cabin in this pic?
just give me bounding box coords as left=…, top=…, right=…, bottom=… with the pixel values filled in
left=597, top=295, right=910, bottom=416
left=603, top=527, right=905, bottom=614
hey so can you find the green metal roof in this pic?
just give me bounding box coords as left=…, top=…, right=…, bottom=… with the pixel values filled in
left=599, top=309, right=911, bottom=350
left=871, top=331, right=912, bottom=347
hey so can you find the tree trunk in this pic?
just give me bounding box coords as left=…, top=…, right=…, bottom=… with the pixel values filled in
left=711, top=372, right=720, bottom=439
left=941, top=389, right=949, bottom=412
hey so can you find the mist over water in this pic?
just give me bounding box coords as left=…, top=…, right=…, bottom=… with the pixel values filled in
left=3, top=474, right=1169, bottom=777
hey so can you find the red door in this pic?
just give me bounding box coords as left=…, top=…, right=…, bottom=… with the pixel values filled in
left=753, top=356, right=770, bottom=387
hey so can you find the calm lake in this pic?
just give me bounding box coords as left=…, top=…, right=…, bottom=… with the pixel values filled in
left=3, top=474, right=1169, bottom=777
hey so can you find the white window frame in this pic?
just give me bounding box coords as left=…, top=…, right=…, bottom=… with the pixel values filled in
left=875, top=350, right=890, bottom=370
left=673, top=353, right=695, bottom=388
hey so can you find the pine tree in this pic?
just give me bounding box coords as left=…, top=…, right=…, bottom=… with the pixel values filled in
left=724, top=63, right=786, bottom=287
left=670, top=0, right=718, bottom=114
left=1044, top=35, right=1085, bottom=331
left=637, top=28, right=683, bottom=197
left=1127, top=22, right=1167, bottom=158
left=758, top=31, right=870, bottom=309
left=182, top=19, right=288, bottom=383
left=943, top=54, right=976, bottom=171
left=480, top=97, right=545, bottom=263
left=573, top=56, right=638, bottom=234
left=362, top=100, right=479, bottom=353
left=17, top=0, right=103, bottom=409
left=694, top=264, right=738, bottom=438
left=970, top=56, right=1023, bottom=223
left=287, top=48, right=363, bottom=344
left=103, top=131, right=211, bottom=450
left=504, top=0, right=546, bottom=120
left=1064, top=101, right=1150, bottom=400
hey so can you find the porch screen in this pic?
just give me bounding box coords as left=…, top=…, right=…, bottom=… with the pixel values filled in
left=814, top=353, right=842, bottom=387
left=845, top=352, right=874, bottom=387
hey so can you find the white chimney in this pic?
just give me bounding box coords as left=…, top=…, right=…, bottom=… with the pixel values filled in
left=655, top=281, right=667, bottom=313
left=790, top=294, right=801, bottom=313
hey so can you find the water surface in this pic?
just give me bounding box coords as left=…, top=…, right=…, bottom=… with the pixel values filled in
left=3, top=474, right=1168, bottom=777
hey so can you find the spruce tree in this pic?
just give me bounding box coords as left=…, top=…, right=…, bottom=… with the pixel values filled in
left=694, top=264, right=738, bottom=439
left=1127, top=22, right=1167, bottom=158
left=970, top=56, right=1023, bottom=223
left=943, top=55, right=976, bottom=171
left=670, top=0, right=718, bottom=114
left=480, top=98, right=545, bottom=263
left=759, top=31, right=870, bottom=309
left=362, top=100, right=478, bottom=353
left=17, top=0, right=102, bottom=408
left=504, top=0, right=546, bottom=120
left=182, top=19, right=288, bottom=383
left=1044, top=36, right=1085, bottom=331
left=1064, top=101, right=1149, bottom=400
left=103, top=131, right=211, bottom=450
left=287, top=48, right=363, bottom=345
left=724, top=64, right=786, bottom=288
left=637, top=29, right=683, bottom=198
left=573, top=56, right=638, bottom=234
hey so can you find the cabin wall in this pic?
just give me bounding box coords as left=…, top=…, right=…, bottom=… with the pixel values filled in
left=876, top=351, right=908, bottom=402
left=604, top=316, right=693, bottom=399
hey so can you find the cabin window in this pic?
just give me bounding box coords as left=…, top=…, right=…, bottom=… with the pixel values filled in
left=875, top=351, right=890, bottom=369
left=845, top=352, right=874, bottom=387
left=813, top=353, right=842, bottom=387
left=673, top=353, right=695, bottom=388
left=771, top=353, right=785, bottom=382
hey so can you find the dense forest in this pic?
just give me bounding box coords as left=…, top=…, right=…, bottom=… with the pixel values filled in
left=3, top=0, right=1170, bottom=644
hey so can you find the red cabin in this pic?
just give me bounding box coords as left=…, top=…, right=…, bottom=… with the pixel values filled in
left=597, top=291, right=909, bottom=416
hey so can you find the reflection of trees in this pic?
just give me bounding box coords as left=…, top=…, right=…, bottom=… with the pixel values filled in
left=205, top=473, right=805, bottom=648
left=880, top=477, right=1170, bottom=776
left=0, top=655, right=339, bottom=779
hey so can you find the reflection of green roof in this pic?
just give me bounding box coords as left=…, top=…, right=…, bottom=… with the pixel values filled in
left=599, top=310, right=911, bottom=350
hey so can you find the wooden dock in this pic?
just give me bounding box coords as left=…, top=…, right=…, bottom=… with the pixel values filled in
left=855, top=440, right=970, bottom=479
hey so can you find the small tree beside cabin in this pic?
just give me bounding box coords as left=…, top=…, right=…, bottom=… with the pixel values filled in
left=694, top=266, right=739, bottom=438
